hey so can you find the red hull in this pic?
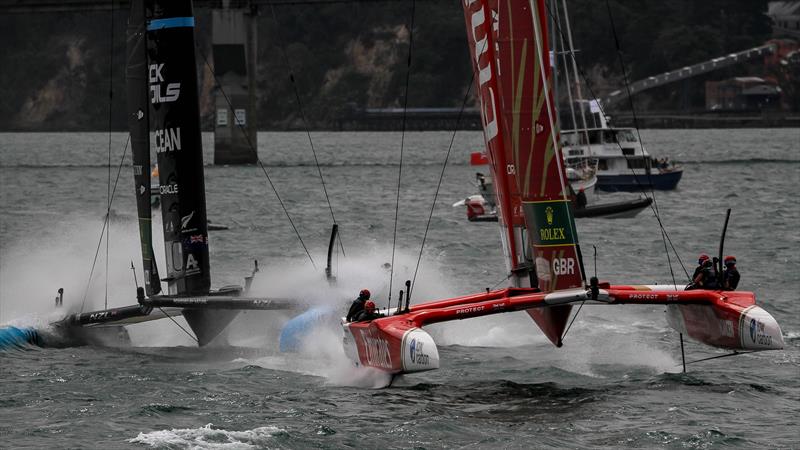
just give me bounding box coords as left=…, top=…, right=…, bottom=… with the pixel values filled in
left=343, top=285, right=783, bottom=374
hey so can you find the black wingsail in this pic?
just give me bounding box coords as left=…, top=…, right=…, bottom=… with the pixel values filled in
left=58, top=0, right=301, bottom=344
left=146, top=0, right=211, bottom=296
left=127, top=0, right=161, bottom=296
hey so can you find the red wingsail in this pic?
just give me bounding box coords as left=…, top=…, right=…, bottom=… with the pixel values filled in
left=462, top=0, right=583, bottom=345
left=462, top=0, right=524, bottom=277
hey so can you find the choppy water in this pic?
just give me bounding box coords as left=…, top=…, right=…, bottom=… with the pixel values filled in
left=1, top=129, right=798, bottom=448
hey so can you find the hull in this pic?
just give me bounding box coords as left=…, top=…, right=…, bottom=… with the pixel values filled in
left=573, top=197, right=652, bottom=219
left=343, top=319, right=440, bottom=374
left=666, top=303, right=782, bottom=350
left=0, top=326, right=41, bottom=349
left=604, top=285, right=783, bottom=351
left=597, top=169, right=683, bottom=192
left=279, top=306, right=337, bottom=352
left=341, top=285, right=783, bottom=375
left=464, top=195, right=652, bottom=220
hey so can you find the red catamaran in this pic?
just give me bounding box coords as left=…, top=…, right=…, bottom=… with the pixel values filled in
left=341, top=0, right=783, bottom=374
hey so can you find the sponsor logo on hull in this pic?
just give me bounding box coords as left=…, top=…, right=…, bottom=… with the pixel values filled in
left=401, top=329, right=440, bottom=373
left=739, top=306, right=783, bottom=350
left=456, top=305, right=485, bottom=315
left=358, top=328, right=392, bottom=369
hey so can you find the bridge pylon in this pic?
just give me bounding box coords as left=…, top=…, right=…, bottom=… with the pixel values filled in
left=212, top=4, right=258, bottom=165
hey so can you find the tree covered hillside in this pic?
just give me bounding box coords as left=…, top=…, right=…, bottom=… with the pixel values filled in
left=0, top=0, right=774, bottom=130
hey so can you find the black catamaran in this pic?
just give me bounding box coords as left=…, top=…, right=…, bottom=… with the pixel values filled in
left=54, top=0, right=302, bottom=346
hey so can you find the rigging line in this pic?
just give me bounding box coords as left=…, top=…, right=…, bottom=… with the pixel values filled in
left=553, top=0, right=580, bottom=146
left=603, top=0, right=684, bottom=284
left=602, top=0, right=665, bottom=222
left=661, top=227, right=679, bottom=287
left=543, top=2, right=658, bottom=208
left=80, top=135, right=131, bottom=313
left=489, top=273, right=513, bottom=291
left=543, top=2, right=689, bottom=279
left=558, top=0, right=592, bottom=146
left=130, top=261, right=139, bottom=290
left=684, top=351, right=751, bottom=366
left=198, top=50, right=316, bottom=269
left=268, top=4, right=345, bottom=257
left=388, top=0, right=416, bottom=307
left=105, top=0, right=115, bottom=310
left=158, top=307, right=199, bottom=344
left=411, top=56, right=477, bottom=292
left=560, top=299, right=585, bottom=342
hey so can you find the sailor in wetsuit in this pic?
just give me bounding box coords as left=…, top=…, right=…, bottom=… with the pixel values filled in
left=353, top=300, right=384, bottom=322
left=692, top=254, right=710, bottom=281
left=346, top=289, right=371, bottom=322
left=576, top=188, right=588, bottom=209
left=691, top=255, right=719, bottom=290
left=722, top=256, right=740, bottom=291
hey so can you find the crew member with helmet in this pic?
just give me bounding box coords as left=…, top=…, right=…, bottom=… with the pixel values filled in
left=722, top=256, right=740, bottom=291
left=346, top=289, right=371, bottom=322
left=576, top=188, right=588, bottom=209
left=690, top=253, right=719, bottom=290
left=354, top=300, right=384, bottom=322
left=692, top=254, right=710, bottom=281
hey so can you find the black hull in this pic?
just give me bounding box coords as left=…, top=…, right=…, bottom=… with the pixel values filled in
left=468, top=197, right=652, bottom=222
left=55, top=293, right=300, bottom=347
left=573, top=197, right=652, bottom=218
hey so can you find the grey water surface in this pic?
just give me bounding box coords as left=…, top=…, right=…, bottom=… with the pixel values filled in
left=1, top=129, right=798, bottom=448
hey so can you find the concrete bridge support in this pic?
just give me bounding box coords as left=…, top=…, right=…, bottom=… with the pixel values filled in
left=212, top=6, right=258, bottom=164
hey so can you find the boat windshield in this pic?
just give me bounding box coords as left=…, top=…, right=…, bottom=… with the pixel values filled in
left=615, top=129, right=637, bottom=143
left=563, top=130, right=602, bottom=145
left=562, top=132, right=580, bottom=146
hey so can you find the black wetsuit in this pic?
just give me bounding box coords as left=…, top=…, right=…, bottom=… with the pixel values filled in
left=346, top=298, right=366, bottom=322
left=691, top=263, right=707, bottom=282
left=576, top=190, right=587, bottom=209
left=694, top=267, right=719, bottom=290
left=354, top=310, right=384, bottom=322
left=723, top=267, right=740, bottom=291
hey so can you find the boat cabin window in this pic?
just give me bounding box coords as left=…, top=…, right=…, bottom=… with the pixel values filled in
left=562, top=132, right=579, bottom=146
left=598, top=159, right=608, bottom=170
left=626, top=157, right=651, bottom=169
left=615, top=129, right=637, bottom=143
left=621, top=147, right=635, bottom=156
left=588, top=130, right=602, bottom=144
